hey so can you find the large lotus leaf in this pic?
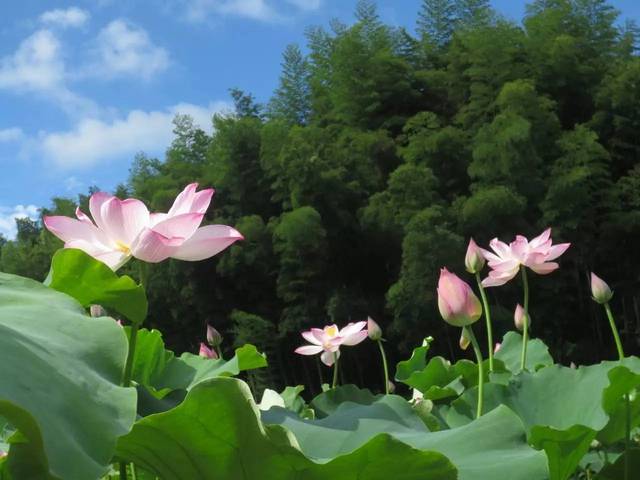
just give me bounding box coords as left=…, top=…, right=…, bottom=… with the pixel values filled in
left=494, top=331, right=553, bottom=373
left=116, top=377, right=458, bottom=480
left=264, top=394, right=547, bottom=480
left=447, top=360, right=640, bottom=480
left=310, top=385, right=381, bottom=418
left=131, top=328, right=267, bottom=397
left=0, top=272, right=136, bottom=479
left=46, top=248, right=147, bottom=324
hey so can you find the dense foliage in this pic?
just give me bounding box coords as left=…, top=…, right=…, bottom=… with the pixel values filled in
left=3, top=0, right=640, bottom=397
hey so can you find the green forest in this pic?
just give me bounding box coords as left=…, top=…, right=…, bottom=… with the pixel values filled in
left=2, top=0, right=640, bottom=395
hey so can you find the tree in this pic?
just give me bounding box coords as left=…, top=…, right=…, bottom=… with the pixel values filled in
left=268, top=44, right=311, bottom=125
left=417, top=0, right=456, bottom=46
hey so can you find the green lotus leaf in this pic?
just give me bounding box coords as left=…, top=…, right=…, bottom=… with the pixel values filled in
left=46, top=248, right=147, bottom=324
left=264, top=392, right=548, bottom=480
left=0, top=272, right=136, bottom=479
left=116, top=377, right=457, bottom=480
left=494, top=331, right=553, bottom=373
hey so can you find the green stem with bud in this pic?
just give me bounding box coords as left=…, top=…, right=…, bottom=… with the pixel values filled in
left=520, top=266, right=530, bottom=371
left=377, top=340, right=390, bottom=394
left=602, top=302, right=629, bottom=480
left=475, top=272, right=494, bottom=373
left=604, top=302, right=625, bottom=360
left=464, top=325, right=484, bottom=419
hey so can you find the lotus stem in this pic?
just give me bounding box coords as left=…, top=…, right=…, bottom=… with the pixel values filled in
left=604, top=302, right=624, bottom=360
left=465, top=325, right=484, bottom=418
left=332, top=352, right=340, bottom=389
left=377, top=340, right=390, bottom=394
left=475, top=272, right=494, bottom=373
left=520, top=266, right=530, bottom=371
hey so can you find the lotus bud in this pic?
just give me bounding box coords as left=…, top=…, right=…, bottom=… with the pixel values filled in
left=367, top=316, right=382, bottom=341
left=494, top=343, right=501, bottom=353
left=199, top=342, right=218, bottom=359
left=387, top=381, right=396, bottom=393
left=465, top=238, right=486, bottom=274
left=459, top=329, right=471, bottom=350
left=437, top=268, right=482, bottom=327
left=570, top=362, right=577, bottom=369
left=590, top=273, right=613, bottom=305
left=206, top=324, right=223, bottom=347
left=90, top=305, right=107, bottom=317
left=514, top=304, right=529, bottom=331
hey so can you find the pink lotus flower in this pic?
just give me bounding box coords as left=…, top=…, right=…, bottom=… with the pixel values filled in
left=514, top=304, right=529, bottom=331
left=295, top=322, right=368, bottom=366
left=437, top=268, right=482, bottom=327
left=44, top=183, right=243, bottom=270
left=465, top=238, right=486, bottom=274
left=367, top=316, right=382, bottom=341
left=199, top=342, right=219, bottom=359
left=590, top=272, right=613, bottom=304
left=481, top=228, right=570, bottom=287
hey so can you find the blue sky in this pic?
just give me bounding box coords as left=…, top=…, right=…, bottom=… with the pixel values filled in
left=0, top=0, right=639, bottom=238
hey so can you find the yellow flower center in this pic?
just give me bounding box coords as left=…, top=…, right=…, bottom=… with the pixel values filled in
left=115, top=241, right=131, bottom=255
left=324, top=325, right=338, bottom=338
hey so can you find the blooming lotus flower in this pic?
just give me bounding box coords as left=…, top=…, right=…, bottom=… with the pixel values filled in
left=199, top=342, right=219, bottom=359
left=514, top=304, right=529, bottom=331
left=437, top=268, right=482, bottom=327
left=481, top=228, right=570, bottom=287
left=295, top=322, right=368, bottom=366
left=590, top=272, right=613, bottom=304
left=465, top=238, right=486, bottom=274
left=206, top=324, right=223, bottom=347
left=367, top=316, right=382, bottom=341
left=44, top=183, right=243, bottom=270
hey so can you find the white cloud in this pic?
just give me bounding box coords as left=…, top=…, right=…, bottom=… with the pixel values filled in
left=93, top=20, right=170, bottom=80
left=40, top=7, right=90, bottom=29
left=0, top=29, right=64, bottom=92
left=0, top=205, right=39, bottom=240
left=39, top=101, right=231, bottom=168
left=0, top=128, right=24, bottom=143
left=183, top=0, right=283, bottom=22
left=0, top=29, right=98, bottom=117
left=285, top=0, right=321, bottom=10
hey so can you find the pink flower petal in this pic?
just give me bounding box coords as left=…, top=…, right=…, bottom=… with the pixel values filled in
left=130, top=228, right=183, bottom=263
left=89, top=191, right=113, bottom=232
left=339, top=330, right=369, bottom=346
left=529, top=228, right=551, bottom=249
left=295, top=345, right=324, bottom=356
left=301, top=331, right=322, bottom=346
left=529, top=262, right=559, bottom=275
left=170, top=225, right=243, bottom=261
left=44, top=215, right=108, bottom=245
left=310, top=328, right=328, bottom=343
left=339, top=321, right=367, bottom=338
left=151, top=212, right=204, bottom=240
left=167, top=183, right=215, bottom=216
left=546, top=243, right=570, bottom=261
left=320, top=350, right=339, bottom=366
left=75, top=207, right=94, bottom=226
left=97, top=196, right=150, bottom=246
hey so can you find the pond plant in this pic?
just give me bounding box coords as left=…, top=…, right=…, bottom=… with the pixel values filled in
left=0, top=184, right=637, bottom=480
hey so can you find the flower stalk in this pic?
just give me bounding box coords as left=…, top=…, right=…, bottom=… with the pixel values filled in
left=331, top=352, right=340, bottom=389
left=464, top=325, right=484, bottom=419
left=377, top=340, right=390, bottom=394
left=475, top=272, right=493, bottom=372
left=520, top=266, right=530, bottom=371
